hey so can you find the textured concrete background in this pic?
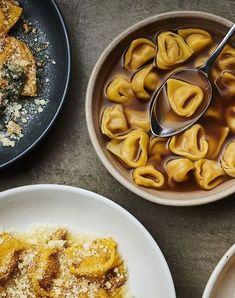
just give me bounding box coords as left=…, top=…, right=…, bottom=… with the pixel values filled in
left=1, top=0, right=235, bottom=297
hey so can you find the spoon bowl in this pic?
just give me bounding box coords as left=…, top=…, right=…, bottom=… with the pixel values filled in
left=150, top=68, right=212, bottom=137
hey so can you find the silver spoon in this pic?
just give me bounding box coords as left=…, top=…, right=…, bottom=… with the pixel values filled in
left=150, top=24, right=235, bottom=138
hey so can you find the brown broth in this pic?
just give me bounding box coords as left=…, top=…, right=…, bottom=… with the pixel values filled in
left=100, top=27, right=235, bottom=192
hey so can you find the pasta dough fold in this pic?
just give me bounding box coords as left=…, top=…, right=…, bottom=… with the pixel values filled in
left=204, top=123, right=229, bottom=159
left=204, top=98, right=223, bottom=121
left=178, top=28, right=213, bottom=52
left=156, top=31, right=193, bottom=69
left=106, top=76, right=135, bottom=104
left=124, top=38, right=156, bottom=70
left=131, top=64, right=159, bottom=100
left=167, top=78, right=204, bottom=117
left=125, top=109, right=150, bottom=131
left=133, top=165, right=164, bottom=189
left=148, top=137, right=169, bottom=162
left=107, top=129, right=149, bottom=168
left=216, top=45, right=235, bottom=72
left=166, top=158, right=194, bottom=186
left=221, top=141, right=235, bottom=177
left=101, top=105, right=128, bottom=138
left=215, top=72, right=235, bottom=97
left=195, top=159, right=225, bottom=190
left=169, top=124, right=209, bottom=160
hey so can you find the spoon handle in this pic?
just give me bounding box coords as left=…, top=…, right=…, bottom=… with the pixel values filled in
left=200, top=23, right=235, bottom=74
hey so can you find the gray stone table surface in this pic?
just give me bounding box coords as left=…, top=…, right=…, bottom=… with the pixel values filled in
left=1, top=0, right=235, bottom=297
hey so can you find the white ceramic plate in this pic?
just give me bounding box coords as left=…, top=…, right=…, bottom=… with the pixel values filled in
left=203, top=244, right=235, bottom=298
left=0, top=184, right=175, bottom=298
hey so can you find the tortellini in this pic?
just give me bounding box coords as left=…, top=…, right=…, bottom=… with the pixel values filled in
left=106, top=76, right=135, bottom=103
left=124, top=38, right=156, bottom=70
left=148, top=137, right=169, bottom=163
left=178, top=28, right=213, bottom=52
left=125, top=108, right=150, bottom=131
left=195, top=159, right=225, bottom=190
left=225, top=106, right=235, bottom=133
left=167, top=78, right=204, bottom=117
left=131, top=64, right=159, bottom=101
left=133, top=165, right=165, bottom=189
left=215, top=72, right=235, bottom=97
left=204, top=123, right=229, bottom=159
left=216, top=45, right=235, bottom=72
left=221, top=141, right=235, bottom=177
left=0, top=0, right=22, bottom=36
left=101, top=105, right=128, bottom=138
left=156, top=31, right=193, bottom=69
left=204, top=98, right=223, bottom=121
left=169, top=124, right=209, bottom=160
left=166, top=158, right=194, bottom=187
left=107, top=129, right=149, bottom=168
left=66, top=238, right=118, bottom=279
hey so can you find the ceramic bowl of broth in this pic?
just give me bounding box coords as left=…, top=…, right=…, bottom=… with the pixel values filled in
left=86, top=11, right=235, bottom=206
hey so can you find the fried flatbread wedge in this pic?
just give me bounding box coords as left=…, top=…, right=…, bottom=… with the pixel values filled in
left=0, top=0, right=22, bottom=36
left=0, top=36, right=37, bottom=96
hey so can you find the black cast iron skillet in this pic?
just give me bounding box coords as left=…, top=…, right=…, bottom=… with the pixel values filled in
left=0, top=0, right=71, bottom=168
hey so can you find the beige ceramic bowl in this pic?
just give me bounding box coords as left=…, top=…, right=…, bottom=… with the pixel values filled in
left=86, top=11, right=234, bottom=206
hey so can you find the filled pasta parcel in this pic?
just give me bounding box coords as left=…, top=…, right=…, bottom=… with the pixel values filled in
left=0, top=227, right=129, bottom=297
